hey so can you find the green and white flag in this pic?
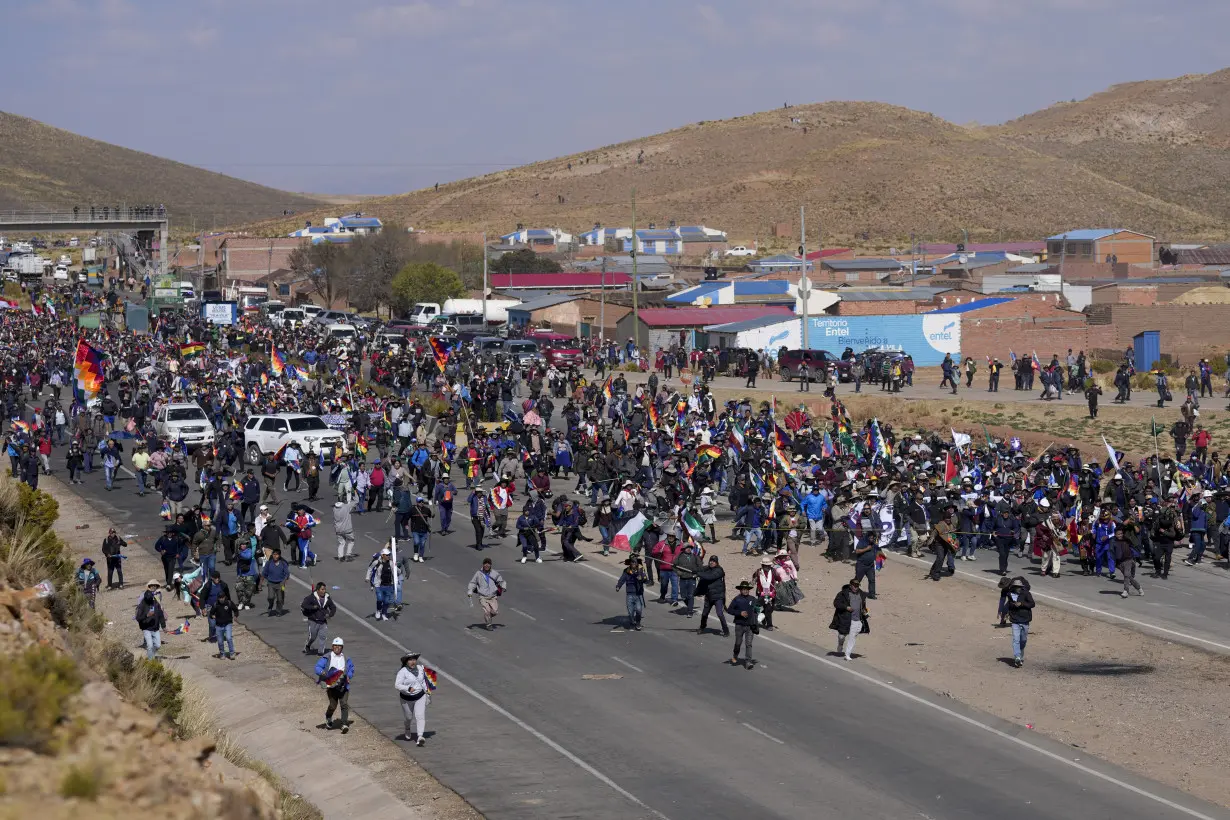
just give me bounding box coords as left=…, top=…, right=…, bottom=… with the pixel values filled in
left=612, top=512, right=651, bottom=553
left=679, top=509, right=705, bottom=541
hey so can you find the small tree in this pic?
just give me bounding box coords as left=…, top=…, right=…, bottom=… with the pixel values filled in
left=287, top=240, right=348, bottom=308
left=490, top=247, right=560, bottom=274
left=391, top=262, right=466, bottom=316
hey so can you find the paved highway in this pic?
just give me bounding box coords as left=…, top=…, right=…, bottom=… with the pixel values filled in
left=53, top=459, right=1226, bottom=820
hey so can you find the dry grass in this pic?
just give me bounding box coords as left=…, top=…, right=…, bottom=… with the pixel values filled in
left=177, top=681, right=324, bottom=820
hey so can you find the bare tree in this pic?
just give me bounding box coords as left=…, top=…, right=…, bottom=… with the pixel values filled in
left=348, top=226, right=412, bottom=317
left=287, top=240, right=348, bottom=308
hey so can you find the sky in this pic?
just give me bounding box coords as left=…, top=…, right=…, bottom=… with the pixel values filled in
left=3, top=0, right=1227, bottom=196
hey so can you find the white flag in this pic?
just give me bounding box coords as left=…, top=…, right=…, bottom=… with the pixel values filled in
left=951, top=429, right=971, bottom=448
left=1102, top=436, right=1120, bottom=473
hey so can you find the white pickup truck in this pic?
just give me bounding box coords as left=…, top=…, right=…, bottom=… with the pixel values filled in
left=152, top=402, right=216, bottom=448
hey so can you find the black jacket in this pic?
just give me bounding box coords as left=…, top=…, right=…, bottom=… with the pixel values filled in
left=695, top=565, right=726, bottom=602
left=1000, top=580, right=1035, bottom=625
left=726, top=594, right=757, bottom=626
left=301, top=591, right=336, bottom=624
left=829, top=586, right=870, bottom=634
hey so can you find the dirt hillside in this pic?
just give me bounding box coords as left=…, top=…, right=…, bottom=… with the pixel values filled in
left=246, top=70, right=1230, bottom=244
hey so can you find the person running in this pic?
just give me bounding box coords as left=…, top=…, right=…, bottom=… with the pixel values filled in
left=466, top=557, right=506, bottom=631
left=315, top=637, right=355, bottom=732
left=367, top=547, right=400, bottom=621
left=395, top=652, right=432, bottom=746
left=301, top=581, right=336, bottom=656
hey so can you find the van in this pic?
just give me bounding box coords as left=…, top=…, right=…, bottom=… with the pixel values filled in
left=326, top=323, right=358, bottom=345
left=504, top=339, right=542, bottom=366
left=276, top=307, right=307, bottom=328
left=431, top=313, right=484, bottom=331
left=472, top=336, right=505, bottom=352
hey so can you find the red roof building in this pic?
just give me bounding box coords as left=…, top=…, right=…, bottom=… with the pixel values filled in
left=488, top=272, right=631, bottom=289
left=617, top=305, right=795, bottom=349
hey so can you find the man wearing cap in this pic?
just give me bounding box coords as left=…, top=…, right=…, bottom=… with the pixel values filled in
left=727, top=580, right=758, bottom=668
left=830, top=577, right=868, bottom=661
left=314, top=638, right=355, bottom=732
left=301, top=581, right=336, bottom=655
left=395, top=652, right=430, bottom=746
left=467, top=557, right=507, bottom=630
left=929, top=504, right=958, bottom=583
left=615, top=556, right=648, bottom=631
left=695, top=555, right=730, bottom=636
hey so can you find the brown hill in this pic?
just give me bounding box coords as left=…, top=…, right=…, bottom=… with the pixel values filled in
left=997, top=68, right=1230, bottom=227
left=0, top=111, right=321, bottom=227
left=248, top=74, right=1230, bottom=245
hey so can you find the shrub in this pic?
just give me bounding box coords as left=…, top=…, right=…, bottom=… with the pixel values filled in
left=103, top=642, right=184, bottom=723
left=0, top=645, right=83, bottom=753
left=16, top=482, right=60, bottom=532
left=60, top=764, right=103, bottom=800
left=1090, top=359, right=1116, bottom=374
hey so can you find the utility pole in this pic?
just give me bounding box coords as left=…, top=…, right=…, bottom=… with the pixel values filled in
left=481, top=230, right=488, bottom=327
left=599, top=254, right=607, bottom=345
left=1058, top=233, right=1067, bottom=305
left=631, top=188, right=638, bottom=352
left=799, top=205, right=809, bottom=349
left=910, top=231, right=916, bottom=287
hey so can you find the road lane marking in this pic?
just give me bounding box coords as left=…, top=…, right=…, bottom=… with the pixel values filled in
left=510, top=607, right=537, bottom=621
left=428, top=567, right=451, bottom=579
left=740, top=722, right=784, bottom=745
left=611, top=656, right=643, bottom=673
left=568, top=555, right=1219, bottom=819
left=279, top=573, right=670, bottom=820
left=896, top=553, right=1230, bottom=654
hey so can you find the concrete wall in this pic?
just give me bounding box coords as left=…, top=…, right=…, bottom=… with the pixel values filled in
left=1086, top=304, right=1230, bottom=363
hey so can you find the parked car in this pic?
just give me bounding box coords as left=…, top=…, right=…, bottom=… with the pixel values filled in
left=152, top=402, right=215, bottom=448
left=724, top=245, right=756, bottom=257
left=243, top=413, right=345, bottom=465
left=272, top=307, right=307, bottom=328
left=504, top=339, right=543, bottom=367
left=778, top=349, right=851, bottom=383
left=543, top=344, right=584, bottom=368
left=312, top=309, right=351, bottom=326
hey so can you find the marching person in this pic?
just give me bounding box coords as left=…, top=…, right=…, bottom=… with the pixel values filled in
left=395, top=652, right=431, bottom=746
left=314, top=637, right=355, bottom=732
left=466, top=557, right=507, bottom=631
left=301, top=581, right=336, bottom=656
left=261, top=547, right=290, bottom=615
left=367, top=546, right=400, bottom=621
left=830, top=577, right=869, bottom=661
left=615, top=555, right=648, bottom=631
left=727, top=580, right=758, bottom=669
left=695, top=554, right=730, bottom=636
left=1001, top=577, right=1035, bottom=668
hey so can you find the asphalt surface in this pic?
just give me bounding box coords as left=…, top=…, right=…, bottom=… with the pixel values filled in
left=45, top=450, right=1226, bottom=820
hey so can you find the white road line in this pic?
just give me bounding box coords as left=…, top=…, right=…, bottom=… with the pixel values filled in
left=611, top=656, right=643, bottom=673
left=564, top=556, right=1219, bottom=819
left=897, top=553, right=1230, bottom=654
left=427, top=567, right=451, bottom=579
left=509, top=607, right=537, bottom=622
left=757, top=633, right=1217, bottom=820
left=740, top=722, right=784, bottom=745
left=465, top=628, right=490, bottom=644
left=280, top=573, right=669, bottom=820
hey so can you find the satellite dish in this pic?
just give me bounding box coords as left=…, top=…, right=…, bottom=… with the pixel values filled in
left=958, top=255, right=968, bottom=265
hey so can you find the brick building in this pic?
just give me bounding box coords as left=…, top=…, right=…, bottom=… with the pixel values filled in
left=936, top=295, right=1104, bottom=361
left=1086, top=304, right=1230, bottom=362
left=817, top=258, right=903, bottom=284
left=217, top=237, right=303, bottom=285
left=831, top=287, right=945, bottom=316
left=1046, top=229, right=1155, bottom=265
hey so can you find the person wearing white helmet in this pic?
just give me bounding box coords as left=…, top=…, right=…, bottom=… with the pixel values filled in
left=314, top=637, right=355, bottom=732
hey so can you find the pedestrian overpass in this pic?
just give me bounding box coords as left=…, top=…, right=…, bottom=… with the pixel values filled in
left=0, top=209, right=170, bottom=274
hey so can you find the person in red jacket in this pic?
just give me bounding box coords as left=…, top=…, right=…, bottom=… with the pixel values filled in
left=1193, top=425, right=1212, bottom=462
left=651, top=533, right=683, bottom=606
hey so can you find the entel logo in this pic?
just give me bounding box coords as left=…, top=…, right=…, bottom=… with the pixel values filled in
left=920, top=315, right=961, bottom=354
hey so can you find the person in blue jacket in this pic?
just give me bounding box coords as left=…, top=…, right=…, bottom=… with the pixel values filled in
left=261, top=547, right=291, bottom=615
left=314, top=637, right=355, bottom=732
left=802, top=487, right=828, bottom=547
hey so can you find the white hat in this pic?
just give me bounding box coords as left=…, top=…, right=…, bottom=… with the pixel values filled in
left=331, top=637, right=344, bottom=647
left=1038, top=498, right=1050, bottom=509
left=334, top=501, right=344, bottom=507
left=701, top=487, right=714, bottom=494
left=381, top=547, right=392, bottom=555
left=1203, top=490, right=1214, bottom=498
left=259, top=504, right=268, bottom=511
left=1114, top=473, right=1123, bottom=480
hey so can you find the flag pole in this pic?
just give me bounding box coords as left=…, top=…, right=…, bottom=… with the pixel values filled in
left=1152, top=415, right=1163, bottom=496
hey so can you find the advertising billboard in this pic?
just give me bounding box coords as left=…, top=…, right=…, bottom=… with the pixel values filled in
left=806, top=315, right=960, bottom=366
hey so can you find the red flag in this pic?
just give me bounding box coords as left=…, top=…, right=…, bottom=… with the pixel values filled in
left=944, top=450, right=959, bottom=485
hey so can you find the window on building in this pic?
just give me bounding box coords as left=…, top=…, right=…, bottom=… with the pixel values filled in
left=277, top=284, right=290, bottom=296
left=845, top=273, right=860, bottom=282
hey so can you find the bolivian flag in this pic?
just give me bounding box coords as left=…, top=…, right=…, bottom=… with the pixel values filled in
left=180, top=342, right=205, bottom=357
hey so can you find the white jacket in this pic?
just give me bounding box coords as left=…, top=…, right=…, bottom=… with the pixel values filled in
left=395, top=665, right=428, bottom=699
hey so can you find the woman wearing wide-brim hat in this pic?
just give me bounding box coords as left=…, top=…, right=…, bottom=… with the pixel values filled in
left=395, top=652, right=430, bottom=746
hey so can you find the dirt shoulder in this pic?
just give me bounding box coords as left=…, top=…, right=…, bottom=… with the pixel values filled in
left=584, top=536, right=1230, bottom=808
left=44, top=478, right=481, bottom=820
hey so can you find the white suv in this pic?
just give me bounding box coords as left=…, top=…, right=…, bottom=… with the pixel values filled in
left=152, top=402, right=216, bottom=448
left=244, top=413, right=344, bottom=464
